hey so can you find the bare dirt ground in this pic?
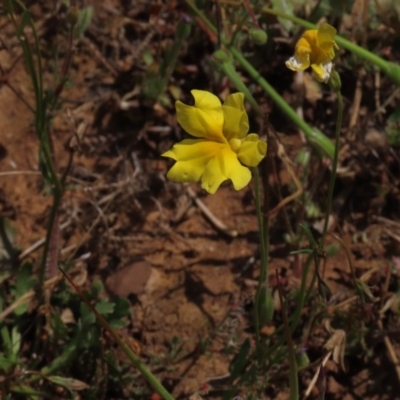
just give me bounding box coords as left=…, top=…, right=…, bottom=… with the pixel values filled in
left=1, top=1, right=400, bottom=399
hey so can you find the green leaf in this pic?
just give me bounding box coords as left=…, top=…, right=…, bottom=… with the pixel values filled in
left=90, top=280, right=104, bottom=298
left=257, top=285, right=274, bottom=326
left=386, top=107, right=400, bottom=147
left=47, top=375, right=89, bottom=392
left=14, top=263, right=37, bottom=315
left=326, top=243, right=341, bottom=257
left=229, top=338, right=251, bottom=380
left=290, top=248, right=314, bottom=255
left=95, top=300, right=115, bottom=315
left=107, top=297, right=130, bottom=329
left=11, top=326, right=21, bottom=356
left=80, top=303, right=95, bottom=325
left=16, top=10, right=31, bottom=37
left=1, top=326, right=12, bottom=353
left=272, top=0, right=294, bottom=31
left=75, top=6, right=93, bottom=40
left=40, top=339, right=79, bottom=376
left=0, top=354, right=16, bottom=371
left=300, top=224, right=318, bottom=248
left=10, top=384, right=47, bottom=396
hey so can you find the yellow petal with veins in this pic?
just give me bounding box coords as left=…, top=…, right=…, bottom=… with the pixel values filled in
left=162, top=139, right=225, bottom=183
left=175, top=90, right=226, bottom=143
left=316, top=23, right=337, bottom=53
left=201, top=146, right=251, bottom=194
left=222, top=93, right=249, bottom=140
left=237, top=134, right=267, bottom=167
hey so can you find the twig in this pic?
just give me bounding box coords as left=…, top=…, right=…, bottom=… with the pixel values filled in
left=377, top=319, right=400, bottom=383
left=267, top=140, right=303, bottom=217
left=186, top=186, right=238, bottom=237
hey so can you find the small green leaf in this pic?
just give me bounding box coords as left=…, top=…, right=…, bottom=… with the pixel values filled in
left=229, top=338, right=251, bottom=380
left=75, top=6, right=93, bottom=40
left=10, top=384, right=47, bottom=396
left=14, top=263, right=37, bottom=315
left=257, top=285, right=274, bottom=326
left=107, top=297, right=130, bottom=329
left=16, top=10, right=31, bottom=37
left=80, top=303, right=95, bottom=325
left=95, top=300, right=115, bottom=315
left=11, top=326, right=21, bottom=356
left=0, top=354, right=16, bottom=371
left=47, top=375, right=89, bottom=391
left=386, top=107, right=400, bottom=147
left=300, top=224, right=318, bottom=248
left=290, top=248, right=314, bottom=255
left=87, top=280, right=104, bottom=300
left=272, top=0, right=294, bottom=31
left=326, top=243, right=341, bottom=257
left=1, top=326, right=11, bottom=351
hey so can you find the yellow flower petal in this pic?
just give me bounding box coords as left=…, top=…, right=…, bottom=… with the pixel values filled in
left=286, top=23, right=337, bottom=83
left=162, top=139, right=225, bottom=183
left=311, top=62, right=333, bottom=83
left=316, top=23, right=337, bottom=53
left=192, top=89, right=222, bottom=109
left=286, top=35, right=312, bottom=72
left=237, top=134, right=267, bottom=167
left=166, top=158, right=208, bottom=183
left=176, top=90, right=226, bottom=142
left=201, top=147, right=251, bottom=194
left=222, top=93, right=249, bottom=140
left=295, top=34, right=313, bottom=64
left=162, top=139, right=222, bottom=161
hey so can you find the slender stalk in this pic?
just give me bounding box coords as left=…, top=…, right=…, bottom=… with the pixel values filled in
left=184, top=0, right=335, bottom=158
left=290, top=253, right=313, bottom=333
left=276, top=270, right=299, bottom=400
left=253, top=166, right=267, bottom=349
left=318, top=91, right=343, bottom=251
left=262, top=7, right=400, bottom=87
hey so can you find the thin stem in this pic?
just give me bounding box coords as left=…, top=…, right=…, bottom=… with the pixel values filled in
left=276, top=270, right=299, bottom=400
left=318, top=91, right=343, bottom=251
left=253, top=166, right=267, bottom=350
left=243, top=0, right=260, bottom=29
left=290, top=253, right=313, bottom=333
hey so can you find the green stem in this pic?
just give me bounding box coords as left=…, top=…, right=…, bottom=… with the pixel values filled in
left=290, top=253, right=313, bottom=333
left=253, top=166, right=267, bottom=350
left=184, top=0, right=335, bottom=159
left=318, top=91, right=343, bottom=251
left=8, top=1, right=64, bottom=289
left=262, top=7, right=400, bottom=87
left=219, top=59, right=261, bottom=113
left=276, top=271, right=299, bottom=400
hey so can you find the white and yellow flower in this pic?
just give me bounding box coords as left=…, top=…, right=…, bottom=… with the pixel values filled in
left=286, top=23, right=338, bottom=83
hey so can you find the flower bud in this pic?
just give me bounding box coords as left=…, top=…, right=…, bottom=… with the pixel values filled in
left=296, top=348, right=310, bottom=368
left=257, top=284, right=274, bottom=326
left=328, top=70, right=342, bottom=91
left=212, top=49, right=231, bottom=64
left=249, top=29, right=268, bottom=45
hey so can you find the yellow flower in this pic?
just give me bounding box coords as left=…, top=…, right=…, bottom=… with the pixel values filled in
left=162, top=90, right=267, bottom=194
left=286, top=23, right=338, bottom=83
